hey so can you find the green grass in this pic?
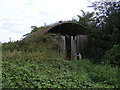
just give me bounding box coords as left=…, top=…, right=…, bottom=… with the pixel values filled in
left=2, top=41, right=120, bottom=88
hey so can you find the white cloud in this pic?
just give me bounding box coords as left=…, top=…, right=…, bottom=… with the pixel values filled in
left=0, top=0, right=93, bottom=43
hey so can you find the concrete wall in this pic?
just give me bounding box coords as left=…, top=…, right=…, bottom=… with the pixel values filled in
left=58, top=35, right=88, bottom=60
left=59, top=36, right=66, bottom=55
left=77, top=35, right=88, bottom=58
left=71, top=36, right=77, bottom=59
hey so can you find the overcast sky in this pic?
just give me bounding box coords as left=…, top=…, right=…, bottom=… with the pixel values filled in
left=0, top=0, right=94, bottom=43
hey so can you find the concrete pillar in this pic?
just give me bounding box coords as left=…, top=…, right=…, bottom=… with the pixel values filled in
left=76, top=35, right=88, bottom=59
left=59, top=36, right=66, bottom=55
left=71, top=36, right=77, bottom=59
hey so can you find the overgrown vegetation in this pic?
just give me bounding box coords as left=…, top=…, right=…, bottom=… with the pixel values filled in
left=75, top=1, right=120, bottom=66
left=2, top=0, right=120, bottom=88
left=103, top=44, right=120, bottom=67
left=2, top=41, right=120, bottom=88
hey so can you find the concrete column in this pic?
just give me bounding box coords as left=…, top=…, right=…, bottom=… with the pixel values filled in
left=76, top=35, right=88, bottom=59
left=59, top=36, right=66, bottom=55
left=71, top=36, right=77, bottom=59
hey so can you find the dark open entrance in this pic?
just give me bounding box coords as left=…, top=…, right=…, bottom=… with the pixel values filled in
left=47, top=22, right=87, bottom=60
left=65, top=35, right=71, bottom=59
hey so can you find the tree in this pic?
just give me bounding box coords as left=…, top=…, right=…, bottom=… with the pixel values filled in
left=76, top=1, right=120, bottom=62
left=77, top=10, right=95, bottom=27
left=76, top=10, right=103, bottom=61
left=90, top=1, right=120, bottom=28
left=88, top=1, right=120, bottom=63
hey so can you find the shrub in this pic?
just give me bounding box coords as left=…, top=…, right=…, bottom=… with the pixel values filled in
left=89, top=65, right=119, bottom=87
left=103, top=44, right=120, bottom=67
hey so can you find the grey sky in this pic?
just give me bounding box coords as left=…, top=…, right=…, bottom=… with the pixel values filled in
left=0, top=0, right=94, bottom=42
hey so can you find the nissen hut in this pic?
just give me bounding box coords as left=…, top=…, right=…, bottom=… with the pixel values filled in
left=24, top=21, right=88, bottom=60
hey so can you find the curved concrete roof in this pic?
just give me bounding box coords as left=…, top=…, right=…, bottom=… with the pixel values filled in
left=47, top=22, right=87, bottom=36
left=23, top=22, right=87, bottom=41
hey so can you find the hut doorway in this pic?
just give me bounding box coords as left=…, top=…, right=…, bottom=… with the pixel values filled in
left=47, top=22, right=88, bottom=60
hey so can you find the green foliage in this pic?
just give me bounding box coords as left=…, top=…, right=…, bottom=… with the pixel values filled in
left=2, top=34, right=59, bottom=54
left=103, top=44, right=120, bottom=67
left=77, top=1, right=120, bottom=62
left=76, top=11, right=107, bottom=61
left=77, top=10, right=95, bottom=27
left=90, top=1, right=120, bottom=46
left=90, top=1, right=120, bottom=27
left=2, top=1, right=120, bottom=87
left=23, top=26, right=41, bottom=37
left=89, top=65, right=119, bottom=87
left=2, top=41, right=120, bottom=88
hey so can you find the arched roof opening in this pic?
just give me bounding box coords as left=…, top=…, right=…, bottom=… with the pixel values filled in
left=47, top=22, right=87, bottom=36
